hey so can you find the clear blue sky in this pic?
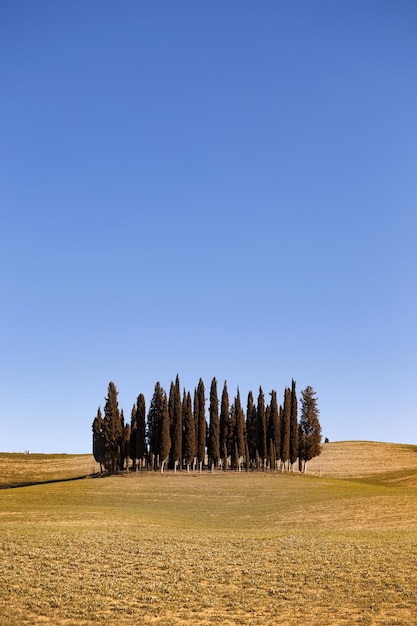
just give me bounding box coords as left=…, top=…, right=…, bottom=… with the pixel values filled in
left=1, top=1, right=416, bottom=453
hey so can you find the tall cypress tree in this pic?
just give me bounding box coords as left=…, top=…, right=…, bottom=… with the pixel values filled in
left=246, top=390, right=258, bottom=468
left=299, top=386, right=322, bottom=472
left=183, top=390, right=195, bottom=472
left=268, top=390, right=280, bottom=470
left=289, top=379, right=298, bottom=471
left=233, top=388, right=246, bottom=467
left=122, top=419, right=130, bottom=471
left=119, top=409, right=127, bottom=470
left=257, top=386, right=267, bottom=466
left=208, top=377, right=220, bottom=470
left=219, top=381, right=229, bottom=469
left=147, top=382, right=170, bottom=470
left=280, top=387, right=291, bottom=470
left=159, top=388, right=171, bottom=472
left=92, top=406, right=105, bottom=472
left=169, top=374, right=182, bottom=471
left=129, top=394, right=146, bottom=470
left=129, top=403, right=138, bottom=470
left=102, top=381, right=123, bottom=473
left=196, top=378, right=206, bottom=471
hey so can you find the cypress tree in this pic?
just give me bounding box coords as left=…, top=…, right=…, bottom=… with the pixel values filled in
left=208, top=377, right=220, bottom=471
left=147, top=382, right=170, bottom=470
left=159, top=388, right=171, bottom=472
left=246, top=390, right=258, bottom=468
left=219, top=381, right=229, bottom=470
left=257, top=387, right=267, bottom=467
left=169, top=375, right=182, bottom=471
left=130, top=394, right=147, bottom=470
left=193, top=387, right=199, bottom=470
left=92, top=406, right=105, bottom=473
left=102, top=381, right=123, bottom=473
left=196, top=378, right=206, bottom=471
left=129, top=403, right=138, bottom=470
left=229, top=402, right=236, bottom=460
left=233, top=388, right=246, bottom=467
left=289, top=379, right=298, bottom=471
left=280, top=387, right=291, bottom=470
left=122, top=419, right=130, bottom=472
left=183, top=390, right=196, bottom=472
left=299, top=386, right=322, bottom=472
left=268, top=390, right=280, bottom=470
left=119, top=409, right=127, bottom=470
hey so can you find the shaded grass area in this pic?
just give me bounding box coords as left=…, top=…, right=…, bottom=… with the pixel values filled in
left=1, top=472, right=417, bottom=625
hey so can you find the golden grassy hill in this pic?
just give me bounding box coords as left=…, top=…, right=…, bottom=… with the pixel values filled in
left=307, top=440, right=417, bottom=485
left=1, top=441, right=417, bottom=487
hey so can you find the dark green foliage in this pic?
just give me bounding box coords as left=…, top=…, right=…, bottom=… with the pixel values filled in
left=130, top=394, right=147, bottom=470
left=219, top=381, right=229, bottom=467
left=233, top=388, right=246, bottom=459
left=196, top=378, right=206, bottom=468
left=257, top=387, right=267, bottom=462
left=182, top=390, right=195, bottom=469
left=92, top=376, right=318, bottom=475
left=289, top=379, right=298, bottom=468
left=92, top=407, right=105, bottom=471
left=298, top=386, right=322, bottom=471
left=137, top=394, right=147, bottom=462
left=246, top=390, right=258, bottom=465
left=121, top=419, right=130, bottom=471
left=102, top=381, right=123, bottom=473
left=159, top=390, right=171, bottom=469
left=129, top=403, right=137, bottom=467
left=280, top=387, right=291, bottom=469
left=169, top=375, right=182, bottom=470
left=208, top=377, right=220, bottom=469
left=147, top=382, right=170, bottom=470
left=268, top=390, right=280, bottom=470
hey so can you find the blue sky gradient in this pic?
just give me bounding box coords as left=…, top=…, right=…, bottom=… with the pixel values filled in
left=1, top=1, right=416, bottom=452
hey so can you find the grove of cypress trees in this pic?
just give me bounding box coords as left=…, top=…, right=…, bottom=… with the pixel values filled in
left=92, top=375, right=316, bottom=476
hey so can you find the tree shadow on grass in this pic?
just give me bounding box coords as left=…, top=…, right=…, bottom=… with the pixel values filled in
left=0, top=472, right=102, bottom=490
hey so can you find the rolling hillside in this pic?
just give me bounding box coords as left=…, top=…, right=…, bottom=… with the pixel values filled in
left=307, top=440, right=417, bottom=485
left=1, top=441, right=417, bottom=488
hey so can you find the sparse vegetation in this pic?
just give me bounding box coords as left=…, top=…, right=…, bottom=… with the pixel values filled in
left=1, top=442, right=417, bottom=624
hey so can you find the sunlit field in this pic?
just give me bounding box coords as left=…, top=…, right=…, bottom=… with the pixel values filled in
left=1, top=443, right=417, bottom=625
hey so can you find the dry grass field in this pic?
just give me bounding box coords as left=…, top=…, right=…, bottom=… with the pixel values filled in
left=1, top=442, right=417, bottom=625
left=0, top=453, right=98, bottom=488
